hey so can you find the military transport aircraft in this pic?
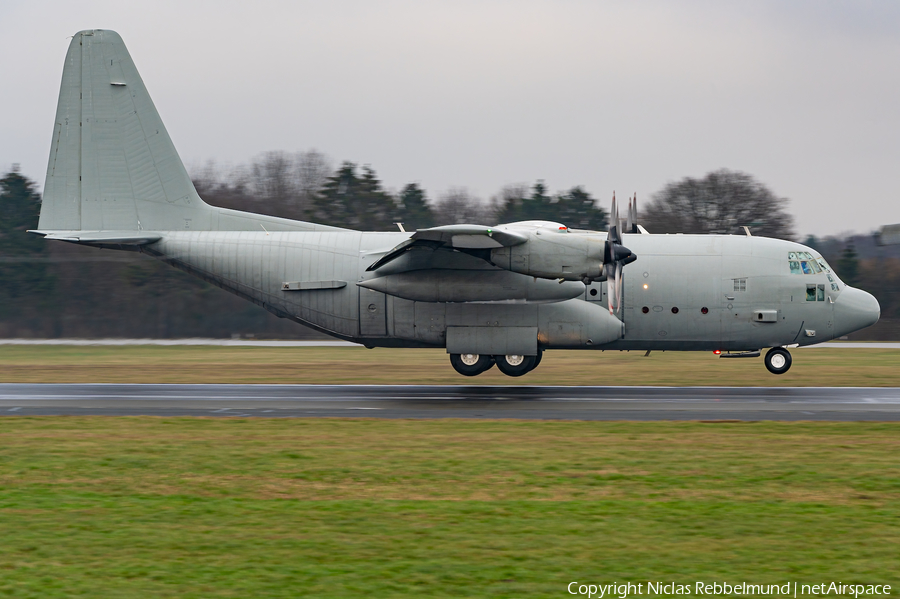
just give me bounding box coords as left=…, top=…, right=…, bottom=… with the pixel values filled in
left=31, top=30, right=880, bottom=377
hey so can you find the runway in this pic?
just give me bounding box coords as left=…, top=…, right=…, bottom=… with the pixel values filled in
left=1, top=339, right=899, bottom=349
left=1, top=384, right=899, bottom=421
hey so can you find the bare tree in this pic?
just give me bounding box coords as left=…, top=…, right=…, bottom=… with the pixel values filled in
left=643, top=169, right=795, bottom=240
left=247, top=151, right=298, bottom=215
left=295, top=150, right=332, bottom=211
left=493, top=183, right=530, bottom=207
left=433, top=187, right=496, bottom=225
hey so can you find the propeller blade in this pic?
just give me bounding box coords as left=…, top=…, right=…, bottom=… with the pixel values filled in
left=626, top=196, right=633, bottom=234
left=615, top=262, right=623, bottom=313
left=631, top=192, right=637, bottom=233
left=608, top=272, right=615, bottom=315
left=609, top=192, right=620, bottom=245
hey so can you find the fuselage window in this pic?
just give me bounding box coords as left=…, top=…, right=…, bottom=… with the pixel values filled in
left=806, top=284, right=817, bottom=301
left=817, top=284, right=825, bottom=301
left=733, top=278, right=747, bottom=292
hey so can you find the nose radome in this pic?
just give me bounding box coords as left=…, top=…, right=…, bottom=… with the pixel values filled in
left=834, top=287, right=880, bottom=337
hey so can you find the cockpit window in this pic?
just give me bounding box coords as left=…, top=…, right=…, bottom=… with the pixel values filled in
left=807, top=284, right=827, bottom=301
left=789, top=252, right=831, bottom=276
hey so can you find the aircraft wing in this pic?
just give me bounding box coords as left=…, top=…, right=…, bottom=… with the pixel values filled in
left=366, top=225, right=528, bottom=272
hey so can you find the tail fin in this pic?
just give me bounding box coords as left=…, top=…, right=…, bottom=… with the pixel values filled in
left=38, top=30, right=340, bottom=236
left=39, top=29, right=211, bottom=232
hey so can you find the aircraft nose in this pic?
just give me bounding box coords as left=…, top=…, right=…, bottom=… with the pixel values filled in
left=834, top=287, right=880, bottom=337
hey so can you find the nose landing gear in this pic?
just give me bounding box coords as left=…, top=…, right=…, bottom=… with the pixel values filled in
left=764, top=347, right=792, bottom=375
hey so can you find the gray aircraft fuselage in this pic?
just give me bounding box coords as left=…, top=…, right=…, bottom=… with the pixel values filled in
left=31, top=30, right=881, bottom=377
left=145, top=229, right=876, bottom=353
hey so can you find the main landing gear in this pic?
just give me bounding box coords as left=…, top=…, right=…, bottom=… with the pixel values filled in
left=449, top=353, right=494, bottom=376
left=764, top=347, right=792, bottom=375
left=449, top=350, right=543, bottom=377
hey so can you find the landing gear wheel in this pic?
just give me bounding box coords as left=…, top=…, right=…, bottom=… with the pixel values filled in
left=764, top=347, right=792, bottom=375
left=450, top=353, right=494, bottom=376
left=494, top=354, right=536, bottom=377
left=530, top=349, right=543, bottom=371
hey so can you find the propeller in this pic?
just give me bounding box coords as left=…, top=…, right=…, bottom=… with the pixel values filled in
left=604, top=192, right=637, bottom=315
left=626, top=194, right=637, bottom=234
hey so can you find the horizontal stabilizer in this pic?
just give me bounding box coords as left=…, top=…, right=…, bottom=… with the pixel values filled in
left=29, top=230, right=161, bottom=246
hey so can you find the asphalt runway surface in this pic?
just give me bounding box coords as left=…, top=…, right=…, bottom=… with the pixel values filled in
left=2, top=339, right=900, bottom=348
left=1, top=384, right=899, bottom=421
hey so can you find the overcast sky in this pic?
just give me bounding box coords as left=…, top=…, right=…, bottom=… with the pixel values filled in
left=2, top=0, right=898, bottom=236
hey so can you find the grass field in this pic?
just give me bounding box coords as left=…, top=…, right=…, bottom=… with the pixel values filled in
left=0, top=345, right=898, bottom=386
left=0, top=417, right=898, bottom=597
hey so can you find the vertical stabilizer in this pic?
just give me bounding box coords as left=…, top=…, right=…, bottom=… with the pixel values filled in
left=40, top=29, right=210, bottom=232
left=38, top=29, right=347, bottom=235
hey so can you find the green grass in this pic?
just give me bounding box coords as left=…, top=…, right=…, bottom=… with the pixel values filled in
left=0, top=345, right=899, bottom=386
left=1, top=418, right=898, bottom=597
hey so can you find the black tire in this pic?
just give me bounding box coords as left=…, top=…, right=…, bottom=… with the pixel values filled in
left=530, top=349, right=543, bottom=371
left=494, top=354, right=536, bottom=377
left=450, top=353, right=494, bottom=376
left=764, top=347, right=792, bottom=375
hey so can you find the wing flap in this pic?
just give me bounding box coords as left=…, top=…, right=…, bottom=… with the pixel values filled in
left=366, top=225, right=527, bottom=272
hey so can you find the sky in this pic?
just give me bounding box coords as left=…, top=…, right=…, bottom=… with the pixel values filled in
left=1, top=0, right=898, bottom=237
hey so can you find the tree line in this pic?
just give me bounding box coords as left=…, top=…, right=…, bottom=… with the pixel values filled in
left=192, top=151, right=610, bottom=232
left=193, top=152, right=796, bottom=238
left=0, top=156, right=895, bottom=339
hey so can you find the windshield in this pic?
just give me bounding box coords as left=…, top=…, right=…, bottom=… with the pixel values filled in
left=788, top=252, right=842, bottom=290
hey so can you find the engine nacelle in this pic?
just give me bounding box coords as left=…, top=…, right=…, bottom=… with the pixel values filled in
left=490, top=232, right=605, bottom=282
